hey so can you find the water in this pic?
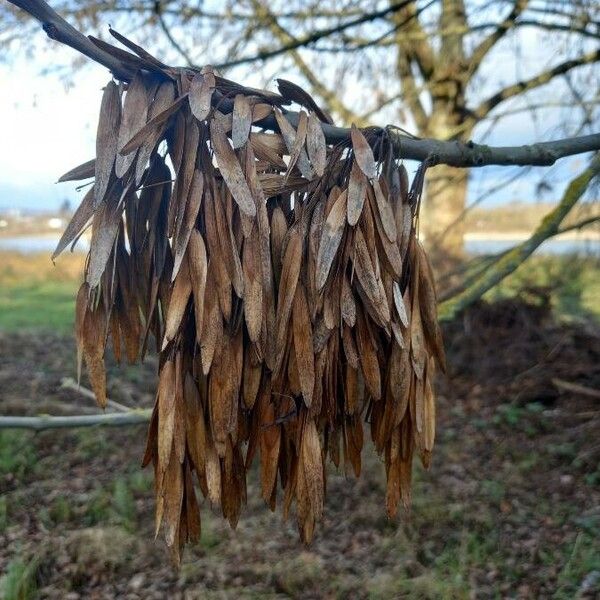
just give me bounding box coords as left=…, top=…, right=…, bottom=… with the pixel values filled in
left=0, top=234, right=597, bottom=256
left=0, top=235, right=89, bottom=254
left=465, top=237, right=599, bottom=256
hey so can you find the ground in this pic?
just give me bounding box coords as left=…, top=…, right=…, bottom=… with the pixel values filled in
left=0, top=254, right=599, bottom=599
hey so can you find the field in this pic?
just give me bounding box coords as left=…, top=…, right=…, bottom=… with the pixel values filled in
left=0, top=251, right=599, bottom=599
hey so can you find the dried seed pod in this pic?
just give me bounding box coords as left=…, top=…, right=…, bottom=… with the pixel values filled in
left=57, top=66, right=444, bottom=562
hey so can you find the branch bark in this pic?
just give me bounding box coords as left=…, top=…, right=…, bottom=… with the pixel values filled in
left=0, top=411, right=151, bottom=430
left=7, top=0, right=133, bottom=80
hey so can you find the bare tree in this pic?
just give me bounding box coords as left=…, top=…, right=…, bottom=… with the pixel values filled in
left=2, top=1, right=598, bottom=263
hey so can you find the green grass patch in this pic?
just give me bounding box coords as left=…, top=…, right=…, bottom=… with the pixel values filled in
left=0, top=556, right=39, bottom=600
left=484, top=255, right=600, bottom=322
left=0, top=251, right=83, bottom=332
left=0, top=495, right=8, bottom=533
left=0, top=431, right=36, bottom=479
left=554, top=532, right=600, bottom=599
left=0, top=279, right=78, bottom=332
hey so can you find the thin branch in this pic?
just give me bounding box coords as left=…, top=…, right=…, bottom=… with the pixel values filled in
left=247, top=0, right=365, bottom=125
left=394, top=1, right=436, bottom=82
left=308, top=18, right=600, bottom=53
left=396, top=48, right=429, bottom=131
left=513, top=19, right=600, bottom=41
left=553, top=378, right=600, bottom=400
left=438, top=154, right=600, bottom=320
left=0, top=411, right=151, bottom=430
left=60, top=377, right=132, bottom=413
left=83, top=5, right=366, bottom=21
left=155, top=3, right=195, bottom=67
left=556, top=214, right=600, bottom=235
left=214, top=0, right=413, bottom=69
left=472, top=48, right=600, bottom=120
left=469, top=0, right=529, bottom=75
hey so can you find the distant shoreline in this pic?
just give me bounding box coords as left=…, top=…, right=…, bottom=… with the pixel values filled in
left=1, top=230, right=598, bottom=242
left=464, top=231, right=600, bottom=242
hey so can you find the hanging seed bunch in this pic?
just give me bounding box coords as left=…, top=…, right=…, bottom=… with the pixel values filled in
left=54, top=32, right=445, bottom=563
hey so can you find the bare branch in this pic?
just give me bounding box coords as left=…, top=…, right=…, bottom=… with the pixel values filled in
left=60, top=377, right=132, bottom=413
left=438, top=154, right=600, bottom=320
left=215, top=0, right=413, bottom=70
left=382, top=130, right=600, bottom=167
left=396, top=50, right=429, bottom=131
left=7, top=0, right=134, bottom=79
left=392, top=1, right=436, bottom=82
left=246, top=0, right=365, bottom=125
left=473, top=48, right=600, bottom=119
left=469, top=0, right=529, bottom=74
left=154, top=2, right=195, bottom=67
left=556, top=214, right=600, bottom=235
left=0, top=411, right=151, bottom=430
left=513, top=19, right=600, bottom=40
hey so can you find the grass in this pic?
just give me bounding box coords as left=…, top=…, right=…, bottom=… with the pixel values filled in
left=555, top=533, right=600, bottom=599
left=0, top=251, right=83, bottom=332
left=485, top=254, right=600, bottom=322
left=0, top=557, right=39, bottom=600
left=0, top=431, right=36, bottom=478
left=0, top=280, right=79, bottom=332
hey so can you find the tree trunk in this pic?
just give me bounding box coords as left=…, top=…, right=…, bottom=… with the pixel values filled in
left=422, top=163, right=468, bottom=267
left=421, top=109, right=472, bottom=276
left=419, top=0, right=470, bottom=274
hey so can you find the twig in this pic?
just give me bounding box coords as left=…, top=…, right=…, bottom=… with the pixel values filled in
left=0, top=411, right=151, bottom=430
left=557, top=215, right=600, bottom=236
left=154, top=3, right=195, bottom=67
left=553, top=378, right=600, bottom=400
left=7, top=0, right=132, bottom=80
left=7, top=0, right=600, bottom=169
left=60, top=377, right=132, bottom=412
left=215, top=0, right=414, bottom=69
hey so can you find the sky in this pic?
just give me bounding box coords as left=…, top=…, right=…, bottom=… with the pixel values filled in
left=0, top=57, right=105, bottom=213
left=0, top=14, right=596, bottom=214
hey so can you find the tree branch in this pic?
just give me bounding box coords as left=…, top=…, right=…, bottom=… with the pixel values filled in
left=214, top=0, right=413, bottom=69
left=7, top=0, right=134, bottom=80
left=246, top=0, right=365, bottom=125
left=556, top=214, right=600, bottom=235
left=473, top=48, right=600, bottom=119
left=438, top=154, right=600, bottom=320
left=396, top=50, right=429, bottom=131
left=0, top=411, right=151, bottom=430
left=391, top=1, right=436, bottom=86
left=469, top=0, right=529, bottom=75
left=154, top=2, right=195, bottom=67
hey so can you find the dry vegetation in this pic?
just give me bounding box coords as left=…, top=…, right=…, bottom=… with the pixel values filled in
left=56, top=47, right=447, bottom=560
